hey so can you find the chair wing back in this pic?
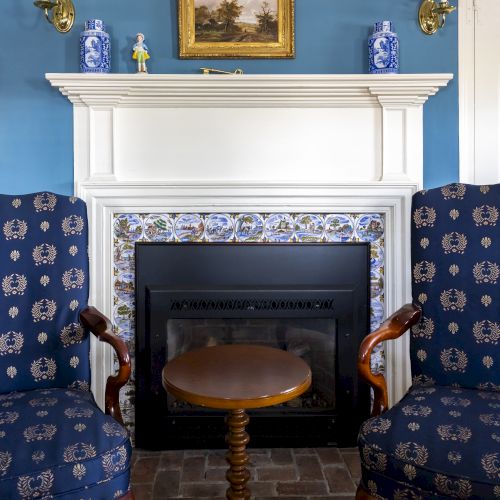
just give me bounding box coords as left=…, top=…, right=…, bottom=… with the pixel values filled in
left=411, top=183, right=500, bottom=391
left=0, top=192, right=90, bottom=394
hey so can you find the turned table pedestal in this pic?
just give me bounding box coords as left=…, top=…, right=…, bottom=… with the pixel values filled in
left=162, top=344, right=312, bottom=500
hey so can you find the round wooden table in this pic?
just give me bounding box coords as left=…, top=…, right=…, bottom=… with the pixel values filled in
left=162, top=344, right=312, bottom=500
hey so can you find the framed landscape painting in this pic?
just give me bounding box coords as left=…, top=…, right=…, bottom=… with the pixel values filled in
left=179, top=0, right=294, bottom=58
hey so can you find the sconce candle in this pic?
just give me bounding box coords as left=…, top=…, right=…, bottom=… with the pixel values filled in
left=368, top=21, right=399, bottom=74
left=80, top=20, right=111, bottom=73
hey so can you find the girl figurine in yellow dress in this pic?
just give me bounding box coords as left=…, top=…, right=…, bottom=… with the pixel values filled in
left=132, top=33, right=150, bottom=73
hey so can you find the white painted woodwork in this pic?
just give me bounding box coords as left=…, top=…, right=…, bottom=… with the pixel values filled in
left=459, top=0, right=476, bottom=183
left=460, top=0, right=500, bottom=184
left=473, top=0, right=500, bottom=183
left=47, top=73, right=451, bottom=187
left=46, top=73, right=451, bottom=412
left=114, top=107, right=382, bottom=183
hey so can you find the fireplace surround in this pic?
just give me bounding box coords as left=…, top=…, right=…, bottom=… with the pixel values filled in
left=46, top=72, right=452, bottom=443
left=113, top=211, right=385, bottom=440
left=135, top=242, right=370, bottom=449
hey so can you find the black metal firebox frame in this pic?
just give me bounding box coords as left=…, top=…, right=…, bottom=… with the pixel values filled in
left=135, top=243, right=371, bottom=450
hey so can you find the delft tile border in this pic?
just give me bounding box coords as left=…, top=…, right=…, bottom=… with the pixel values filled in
left=112, top=213, right=386, bottom=439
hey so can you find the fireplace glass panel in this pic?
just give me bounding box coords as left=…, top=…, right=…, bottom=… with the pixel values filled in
left=166, top=318, right=336, bottom=412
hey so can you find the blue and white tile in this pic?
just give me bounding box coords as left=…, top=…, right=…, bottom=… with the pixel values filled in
left=370, top=269, right=384, bottom=299
left=114, top=272, right=135, bottom=303
left=174, top=214, right=204, bottom=242
left=370, top=345, right=385, bottom=374
left=370, top=299, right=385, bottom=332
left=355, top=214, right=384, bottom=242
left=324, top=214, right=355, bottom=242
left=235, top=214, right=264, bottom=242
left=265, top=214, right=294, bottom=242
left=114, top=214, right=143, bottom=242
left=113, top=301, right=135, bottom=333
left=144, top=214, right=174, bottom=242
left=295, top=214, right=324, bottom=242
left=114, top=242, right=135, bottom=272
left=370, top=242, right=384, bottom=269
left=205, top=213, right=234, bottom=242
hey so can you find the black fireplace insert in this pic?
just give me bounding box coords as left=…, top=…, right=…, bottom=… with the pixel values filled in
left=135, top=243, right=370, bottom=449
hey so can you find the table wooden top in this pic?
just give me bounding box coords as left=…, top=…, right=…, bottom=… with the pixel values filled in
left=162, top=344, right=312, bottom=410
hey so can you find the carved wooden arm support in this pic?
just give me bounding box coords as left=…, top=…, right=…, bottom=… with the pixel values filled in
left=358, top=303, right=421, bottom=417
left=80, top=306, right=131, bottom=425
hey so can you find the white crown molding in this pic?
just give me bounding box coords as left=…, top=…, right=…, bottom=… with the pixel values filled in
left=46, top=73, right=452, bottom=108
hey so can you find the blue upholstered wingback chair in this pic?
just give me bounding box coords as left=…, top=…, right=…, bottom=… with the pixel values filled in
left=357, top=183, right=500, bottom=499
left=0, top=193, right=132, bottom=499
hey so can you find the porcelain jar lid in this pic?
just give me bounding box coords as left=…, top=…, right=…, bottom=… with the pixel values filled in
left=85, top=19, right=106, bottom=31
left=373, top=21, right=394, bottom=33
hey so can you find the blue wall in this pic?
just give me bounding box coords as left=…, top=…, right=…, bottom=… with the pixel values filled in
left=0, top=0, right=458, bottom=194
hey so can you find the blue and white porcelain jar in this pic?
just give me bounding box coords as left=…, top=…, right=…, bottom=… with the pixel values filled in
left=80, top=19, right=111, bottom=73
left=368, top=21, right=399, bottom=74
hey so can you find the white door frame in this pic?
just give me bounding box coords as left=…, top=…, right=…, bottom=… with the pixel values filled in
left=458, top=0, right=476, bottom=183
left=459, top=0, right=500, bottom=184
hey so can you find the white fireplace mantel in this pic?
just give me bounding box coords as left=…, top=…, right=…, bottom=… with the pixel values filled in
left=47, top=73, right=452, bottom=188
left=46, top=73, right=452, bottom=412
left=47, top=73, right=451, bottom=107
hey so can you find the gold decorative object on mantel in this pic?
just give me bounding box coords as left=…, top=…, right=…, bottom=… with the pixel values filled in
left=201, top=68, right=244, bottom=75
left=418, top=0, right=456, bottom=35
left=179, top=0, right=294, bottom=58
left=34, top=0, right=75, bottom=33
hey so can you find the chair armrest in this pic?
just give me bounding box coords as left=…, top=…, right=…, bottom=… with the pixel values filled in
left=80, top=306, right=131, bottom=425
left=358, top=303, right=421, bottom=417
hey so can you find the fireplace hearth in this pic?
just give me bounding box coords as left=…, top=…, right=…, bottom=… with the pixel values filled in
left=135, top=243, right=370, bottom=449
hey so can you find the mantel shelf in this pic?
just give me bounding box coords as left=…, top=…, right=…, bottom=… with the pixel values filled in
left=46, top=73, right=453, bottom=108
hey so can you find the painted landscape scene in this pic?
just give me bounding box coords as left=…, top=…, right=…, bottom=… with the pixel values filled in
left=194, top=0, right=279, bottom=43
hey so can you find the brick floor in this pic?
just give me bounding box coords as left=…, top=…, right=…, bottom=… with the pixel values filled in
left=131, top=448, right=360, bottom=499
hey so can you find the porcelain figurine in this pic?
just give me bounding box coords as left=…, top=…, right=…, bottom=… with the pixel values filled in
left=80, top=19, right=111, bottom=73
left=368, top=21, right=399, bottom=74
left=132, top=33, right=150, bottom=73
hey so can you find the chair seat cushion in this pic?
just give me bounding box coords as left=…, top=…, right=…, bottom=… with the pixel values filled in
left=0, top=388, right=131, bottom=499
left=358, top=385, right=500, bottom=499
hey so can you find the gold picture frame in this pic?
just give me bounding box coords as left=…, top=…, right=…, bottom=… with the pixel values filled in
left=179, top=0, right=294, bottom=59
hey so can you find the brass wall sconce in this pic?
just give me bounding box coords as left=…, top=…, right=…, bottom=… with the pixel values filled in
left=34, top=0, right=75, bottom=33
left=419, top=0, right=456, bottom=35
